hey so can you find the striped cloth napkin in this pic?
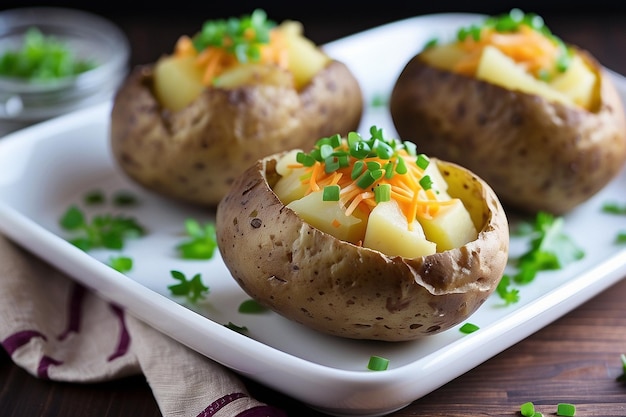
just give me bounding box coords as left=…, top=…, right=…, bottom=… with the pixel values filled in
left=0, top=234, right=287, bottom=417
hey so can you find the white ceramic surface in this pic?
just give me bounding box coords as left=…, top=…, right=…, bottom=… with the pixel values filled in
left=1, top=13, right=626, bottom=417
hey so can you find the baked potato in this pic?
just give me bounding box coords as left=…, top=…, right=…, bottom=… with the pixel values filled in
left=390, top=9, right=626, bottom=215
left=110, top=9, right=363, bottom=207
left=216, top=126, right=509, bottom=342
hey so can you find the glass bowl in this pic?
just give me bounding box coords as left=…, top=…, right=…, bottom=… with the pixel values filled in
left=0, top=7, right=130, bottom=134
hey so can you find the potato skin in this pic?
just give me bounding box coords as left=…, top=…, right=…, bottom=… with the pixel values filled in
left=109, top=60, right=363, bottom=207
left=216, top=154, right=509, bottom=342
left=390, top=49, right=626, bottom=215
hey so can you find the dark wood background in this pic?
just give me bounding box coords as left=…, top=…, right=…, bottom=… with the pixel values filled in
left=1, top=2, right=626, bottom=416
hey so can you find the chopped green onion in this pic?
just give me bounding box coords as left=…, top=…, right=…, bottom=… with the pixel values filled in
left=324, top=156, right=341, bottom=173
left=350, top=140, right=371, bottom=159
left=356, top=171, right=377, bottom=189
left=419, top=175, right=433, bottom=191
left=374, top=184, right=391, bottom=203
left=395, top=157, right=407, bottom=175
left=459, top=323, right=480, bottom=334
left=351, top=160, right=365, bottom=180
left=319, top=143, right=334, bottom=159
left=323, top=185, right=340, bottom=201
left=556, top=403, right=576, bottom=416
left=296, top=151, right=316, bottom=167
left=366, top=161, right=381, bottom=171
left=367, top=355, right=389, bottom=371
left=416, top=153, right=430, bottom=170
left=520, top=402, right=535, bottom=417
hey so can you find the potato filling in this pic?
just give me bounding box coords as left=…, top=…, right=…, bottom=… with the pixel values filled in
left=152, top=9, right=331, bottom=111
left=272, top=126, right=478, bottom=257
left=420, top=9, right=599, bottom=109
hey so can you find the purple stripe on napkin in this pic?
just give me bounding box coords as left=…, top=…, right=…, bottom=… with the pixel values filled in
left=197, top=393, right=288, bottom=417
left=2, top=330, right=47, bottom=355
left=38, top=355, right=63, bottom=379
left=107, top=304, right=130, bottom=361
left=58, top=282, right=86, bottom=341
left=197, top=392, right=247, bottom=416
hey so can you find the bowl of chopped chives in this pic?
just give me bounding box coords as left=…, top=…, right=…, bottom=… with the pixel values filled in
left=0, top=7, right=129, bottom=134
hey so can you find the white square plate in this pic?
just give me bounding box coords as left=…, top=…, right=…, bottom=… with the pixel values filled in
left=1, top=13, right=625, bottom=417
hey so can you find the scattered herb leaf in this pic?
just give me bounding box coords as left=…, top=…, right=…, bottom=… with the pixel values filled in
left=238, top=299, right=268, bottom=314
left=108, top=256, right=133, bottom=273
left=496, top=274, right=520, bottom=305
left=176, top=219, right=218, bottom=260
left=113, top=191, right=140, bottom=207
left=59, top=205, right=146, bottom=251
left=224, top=322, right=248, bottom=334
left=602, top=202, right=626, bottom=215
left=167, top=270, right=209, bottom=303
left=84, top=190, right=105, bottom=205
left=513, top=211, right=584, bottom=285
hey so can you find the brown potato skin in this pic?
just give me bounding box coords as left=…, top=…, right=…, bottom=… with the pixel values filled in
left=109, top=60, right=363, bottom=207
left=216, top=154, right=509, bottom=342
left=389, top=49, right=626, bottom=215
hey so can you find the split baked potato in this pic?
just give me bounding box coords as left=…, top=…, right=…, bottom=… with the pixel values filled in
left=110, top=9, right=363, bottom=207
left=390, top=9, right=626, bottom=215
left=216, top=127, right=509, bottom=342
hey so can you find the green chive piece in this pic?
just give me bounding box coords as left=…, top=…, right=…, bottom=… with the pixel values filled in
left=383, top=161, right=394, bottom=179
left=532, top=413, right=543, bottom=417
left=395, top=157, right=407, bottom=175
left=356, top=171, right=376, bottom=189
left=296, top=151, right=316, bottom=167
left=520, top=402, right=535, bottom=417
left=319, top=143, right=334, bottom=159
left=416, top=153, right=430, bottom=170
left=323, top=185, right=340, bottom=201
left=324, top=156, right=341, bottom=173
left=350, top=140, right=371, bottom=159
left=556, top=403, right=576, bottom=416
left=403, top=141, right=417, bottom=156
left=374, top=184, right=391, bottom=203
left=367, top=355, right=389, bottom=371
left=366, top=161, right=381, bottom=171
left=419, top=175, right=433, bottom=191
left=459, top=323, right=480, bottom=334
left=351, top=160, right=365, bottom=180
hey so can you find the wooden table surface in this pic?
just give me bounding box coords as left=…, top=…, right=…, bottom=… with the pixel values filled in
left=1, top=5, right=626, bottom=417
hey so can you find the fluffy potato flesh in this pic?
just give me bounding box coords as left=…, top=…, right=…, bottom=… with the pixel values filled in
left=153, top=19, right=331, bottom=112
left=391, top=19, right=626, bottom=214
left=216, top=138, right=509, bottom=341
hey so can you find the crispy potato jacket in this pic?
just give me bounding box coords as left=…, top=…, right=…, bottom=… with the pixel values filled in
left=390, top=49, right=626, bottom=215
left=216, top=154, right=509, bottom=342
left=110, top=60, right=363, bottom=207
